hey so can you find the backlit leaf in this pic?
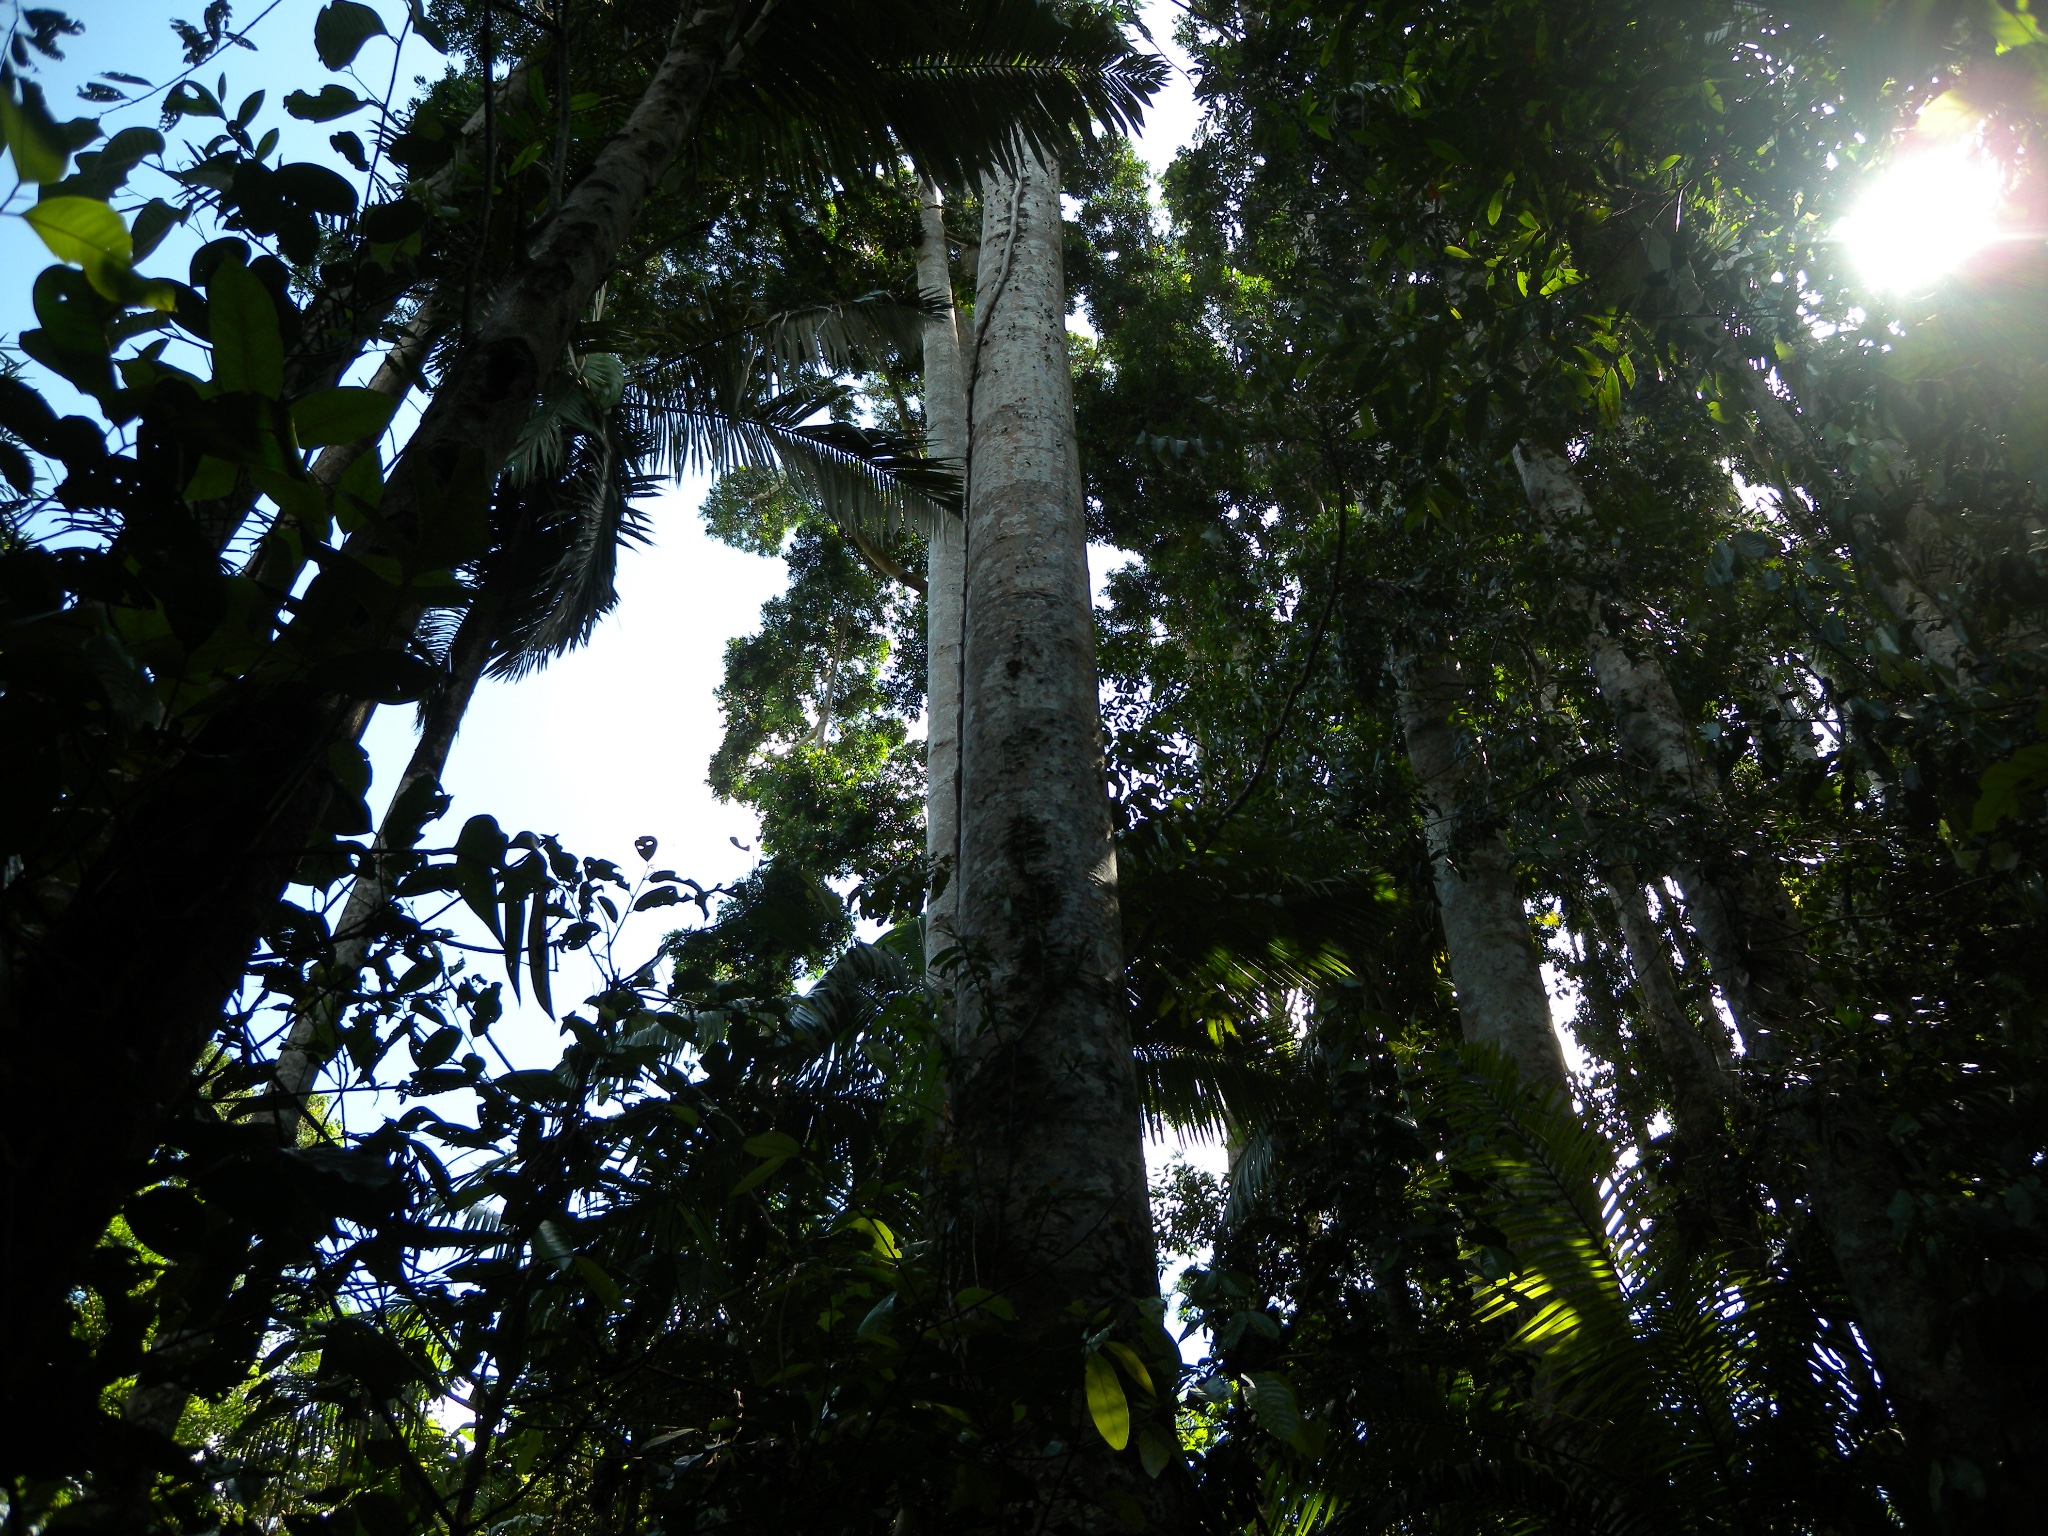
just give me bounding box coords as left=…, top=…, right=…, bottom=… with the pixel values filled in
left=1084, top=1352, right=1130, bottom=1450
left=315, top=0, right=389, bottom=70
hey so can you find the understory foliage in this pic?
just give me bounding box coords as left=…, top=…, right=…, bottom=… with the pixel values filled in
left=3, top=0, right=2048, bottom=1532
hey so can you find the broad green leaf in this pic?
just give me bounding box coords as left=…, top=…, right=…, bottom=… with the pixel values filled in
left=208, top=256, right=284, bottom=397
left=184, top=455, right=239, bottom=501
left=285, top=84, right=367, bottom=122
left=1972, top=743, right=2048, bottom=832
left=743, top=1130, right=801, bottom=1159
left=498, top=1068, right=568, bottom=1102
left=847, top=1215, right=901, bottom=1259
left=405, top=0, right=450, bottom=51
left=131, top=197, right=185, bottom=260
left=1138, top=1422, right=1176, bottom=1479
left=315, top=0, right=389, bottom=70
left=855, top=1293, right=897, bottom=1339
left=24, top=197, right=170, bottom=310
left=1, top=77, right=73, bottom=183
left=953, top=1285, right=1014, bottom=1319
left=1245, top=1371, right=1301, bottom=1443
left=1084, top=1353, right=1130, bottom=1450
left=293, top=385, right=399, bottom=447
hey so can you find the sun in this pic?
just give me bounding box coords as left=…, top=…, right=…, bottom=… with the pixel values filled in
left=1836, top=136, right=2007, bottom=291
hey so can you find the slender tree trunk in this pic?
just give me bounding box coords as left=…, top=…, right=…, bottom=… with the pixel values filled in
left=0, top=0, right=761, bottom=1385
left=1393, top=649, right=1568, bottom=1095
left=268, top=598, right=500, bottom=1139
left=948, top=144, right=1169, bottom=1531
left=1690, top=321, right=1977, bottom=676
left=918, top=180, right=970, bottom=974
left=1601, top=867, right=1731, bottom=1149
left=244, top=305, right=442, bottom=604
left=1512, top=441, right=2015, bottom=1494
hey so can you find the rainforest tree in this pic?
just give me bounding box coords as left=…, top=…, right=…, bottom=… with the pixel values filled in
left=5, top=0, right=2047, bottom=1531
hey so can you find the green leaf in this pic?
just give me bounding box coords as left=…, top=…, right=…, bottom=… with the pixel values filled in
left=743, top=1130, right=801, bottom=1159
left=411, top=1025, right=461, bottom=1070
left=0, top=440, right=34, bottom=496
left=293, top=385, right=399, bottom=446
left=285, top=84, right=366, bottom=122
left=847, top=1216, right=901, bottom=1259
left=571, top=1255, right=623, bottom=1307
left=1104, top=1341, right=1155, bottom=1398
left=23, top=197, right=164, bottom=309
left=405, top=0, right=450, bottom=51
left=131, top=197, right=185, bottom=261
left=1, top=76, right=76, bottom=183
left=1972, top=744, right=2048, bottom=832
left=185, top=456, right=239, bottom=500
left=315, top=1, right=389, bottom=70
left=1245, top=1371, right=1301, bottom=1443
left=855, top=1293, right=897, bottom=1340
left=1138, top=1422, right=1176, bottom=1478
left=498, top=1068, right=568, bottom=1102
left=527, top=887, right=553, bottom=1018
left=1084, top=1353, right=1130, bottom=1450
left=952, top=1285, right=1014, bottom=1319
left=207, top=255, right=285, bottom=397
left=732, top=1153, right=790, bottom=1196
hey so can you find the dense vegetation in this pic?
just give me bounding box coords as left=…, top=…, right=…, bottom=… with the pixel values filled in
left=1, top=0, right=2044, bottom=1531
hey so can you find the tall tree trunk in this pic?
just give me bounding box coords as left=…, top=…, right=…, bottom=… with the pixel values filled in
left=949, top=144, right=1169, bottom=1530
left=1512, top=442, right=2013, bottom=1493
left=918, top=179, right=970, bottom=975
left=0, top=0, right=761, bottom=1388
left=1392, top=649, right=1568, bottom=1095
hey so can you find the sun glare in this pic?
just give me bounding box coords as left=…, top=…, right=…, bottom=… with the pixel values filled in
left=1836, top=138, right=2008, bottom=291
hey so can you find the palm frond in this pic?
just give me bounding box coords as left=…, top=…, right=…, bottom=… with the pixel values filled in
left=707, top=0, right=1166, bottom=191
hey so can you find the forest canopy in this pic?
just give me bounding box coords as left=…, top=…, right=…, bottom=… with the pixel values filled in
left=1, top=0, right=2045, bottom=1532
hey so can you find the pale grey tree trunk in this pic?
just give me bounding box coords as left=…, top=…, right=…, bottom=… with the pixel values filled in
left=917, top=179, right=969, bottom=973
left=949, top=145, right=1170, bottom=1530
left=1513, top=441, right=2008, bottom=1474
left=1602, top=867, right=1730, bottom=1142
left=1392, top=649, right=1568, bottom=1095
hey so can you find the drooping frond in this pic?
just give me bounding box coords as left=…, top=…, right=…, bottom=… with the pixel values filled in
left=629, top=360, right=959, bottom=538
left=706, top=0, right=1166, bottom=191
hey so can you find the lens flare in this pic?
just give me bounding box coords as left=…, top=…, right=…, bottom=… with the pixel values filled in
left=1836, top=139, right=2006, bottom=291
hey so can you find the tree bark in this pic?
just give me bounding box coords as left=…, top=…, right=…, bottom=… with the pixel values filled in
left=0, top=1, right=759, bottom=1388
left=1392, top=649, right=1568, bottom=1095
left=948, top=144, right=1169, bottom=1530
left=1512, top=441, right=2013, bottom=1493
left=917, top=179, right=969, bottom=974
